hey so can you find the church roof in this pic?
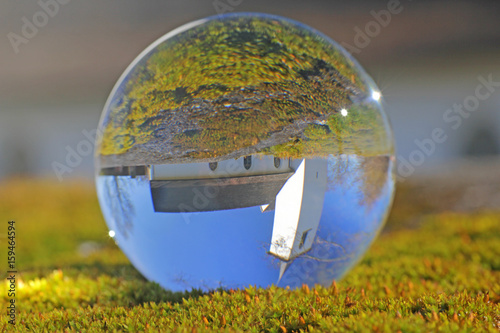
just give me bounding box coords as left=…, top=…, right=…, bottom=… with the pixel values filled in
left=150, top=172, right=293, bottom=213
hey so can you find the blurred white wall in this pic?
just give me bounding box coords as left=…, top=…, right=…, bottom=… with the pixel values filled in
left=1, top=0, right=499, bottom=180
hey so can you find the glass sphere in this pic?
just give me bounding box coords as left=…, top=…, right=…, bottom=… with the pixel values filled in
left=95, top=13, right=395, bottom=291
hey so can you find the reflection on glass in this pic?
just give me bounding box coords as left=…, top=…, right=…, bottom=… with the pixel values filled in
left=95, top=13, right=395, bottom=291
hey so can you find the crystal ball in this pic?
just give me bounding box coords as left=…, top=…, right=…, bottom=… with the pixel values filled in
left=95, top=13, right=395, bottom=291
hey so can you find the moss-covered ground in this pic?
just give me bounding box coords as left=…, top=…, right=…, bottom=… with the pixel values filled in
left=0, top=178, right=499, bottom=332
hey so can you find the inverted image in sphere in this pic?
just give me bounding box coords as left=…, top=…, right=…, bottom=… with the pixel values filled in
left=95, top=13, right=395, bottom=291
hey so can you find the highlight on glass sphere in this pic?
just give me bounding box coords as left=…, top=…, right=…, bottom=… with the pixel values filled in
left=95, top=12, right=395, bottom=292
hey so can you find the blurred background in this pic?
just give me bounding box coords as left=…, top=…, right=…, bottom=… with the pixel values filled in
left=1, top=0, right=499, bottom=209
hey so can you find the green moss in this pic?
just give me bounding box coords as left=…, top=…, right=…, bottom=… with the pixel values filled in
left=1, top=179, right=499, bottom=332
left=266, top=103, right=392, bottom=159
left=98, top=15, right=391, bottom=161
